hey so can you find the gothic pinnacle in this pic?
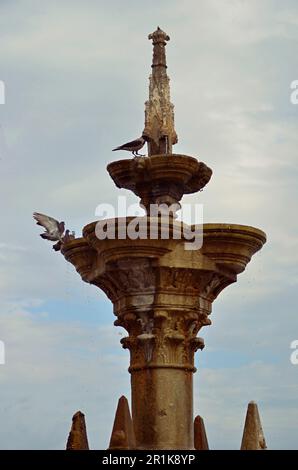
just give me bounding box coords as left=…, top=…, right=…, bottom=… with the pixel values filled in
left=66, top=411, right=89, bottom=450
left=144, top=27, right=178, bottom=156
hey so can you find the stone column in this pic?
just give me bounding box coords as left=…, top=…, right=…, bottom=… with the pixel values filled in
left=118, top=307, right=205, bottom=450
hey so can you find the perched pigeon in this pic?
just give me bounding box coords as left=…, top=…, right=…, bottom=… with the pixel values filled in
left=112, top=135, right=147, bottom=156
left=33, top=212, right=74, bottom=251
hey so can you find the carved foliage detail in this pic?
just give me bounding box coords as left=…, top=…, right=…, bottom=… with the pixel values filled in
left=117, top=309, right=207, bottom=370
left=94, top=263, right=233, bottom=370
left=93, top=258, right=156, bottom=302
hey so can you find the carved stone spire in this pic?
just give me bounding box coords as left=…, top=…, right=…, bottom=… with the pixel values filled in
left=66, top=411, right=89, bottom=450
left=143, top=27, right=178, bottom=156
left=194, top=415, right=209, bottom=450
left=109, top=396, right=136, bottom=450
left=149, top=26, right=169, bottom=70
left=240, top=401, right=267, bottom=450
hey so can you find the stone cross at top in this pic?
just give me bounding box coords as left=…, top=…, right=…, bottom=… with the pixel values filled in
left=143, top=27, right=178, bottom=156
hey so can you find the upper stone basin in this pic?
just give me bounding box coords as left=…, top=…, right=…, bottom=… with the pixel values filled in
left=107, top=155, right=212, bottom=213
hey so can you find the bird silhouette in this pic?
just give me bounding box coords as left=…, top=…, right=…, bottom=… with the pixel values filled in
left=112, top=135, right=147, bottom=156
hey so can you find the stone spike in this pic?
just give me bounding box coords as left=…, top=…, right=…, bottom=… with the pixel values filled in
left=66, top=410, right=89, bottom=450
left=240, top=401, right=267, bottom=450
left=109, top=396, right=136, bottom=450
left=194, top=415, right=209, bottom=450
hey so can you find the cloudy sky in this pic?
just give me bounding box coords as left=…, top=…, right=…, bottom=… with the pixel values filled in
left=0, top=0, right=298, bottom=449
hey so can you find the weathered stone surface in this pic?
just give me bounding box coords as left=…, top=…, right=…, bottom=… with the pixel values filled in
left=109, top=396, right=136, bottom=450
left=194, top=415, right=209, bottom=450
left=107, top=154, right=212, bottom=215
left=66, top=411, right=89, bottom=450
left=144, top=27, right=177, bottom=155
left=240, top=401, right=267, bottom=450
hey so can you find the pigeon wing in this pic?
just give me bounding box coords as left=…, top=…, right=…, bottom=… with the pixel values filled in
left=40, top=233, right=60, bottom=241
left=33, top=212, right=62, bottom=235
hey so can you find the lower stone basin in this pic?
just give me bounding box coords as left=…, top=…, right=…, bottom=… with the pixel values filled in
left=61, top=220, right=266, bottom=322
left=202, top=223, right=266, bottom=274
left=62, top=219, right=266, bottom=283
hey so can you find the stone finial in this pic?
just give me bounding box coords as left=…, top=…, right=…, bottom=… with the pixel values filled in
left=148, top=26, right=170, bottom=68
left=240, top=401, right=267, bottom=450
left=66, top=411, right=89, bottom=450
left=194, top=415, right=209, bottom=450
left=143, top=27, right=178, bottom=156
left=109, top=396, right=136, bottom=450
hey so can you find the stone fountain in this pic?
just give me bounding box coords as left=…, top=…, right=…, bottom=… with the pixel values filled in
left=61, top=27, right=266, bottom=450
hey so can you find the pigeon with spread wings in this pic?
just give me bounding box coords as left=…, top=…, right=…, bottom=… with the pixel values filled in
left=33, top=212, right=75, bottom=251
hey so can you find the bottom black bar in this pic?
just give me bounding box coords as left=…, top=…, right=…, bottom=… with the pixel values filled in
left=0, top=450, right=297, bottom=467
